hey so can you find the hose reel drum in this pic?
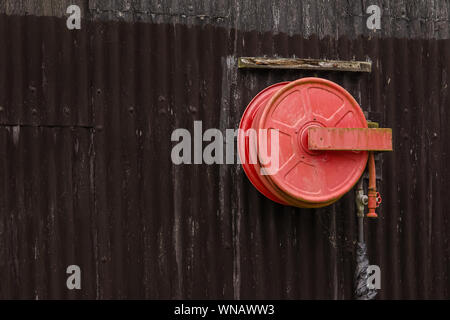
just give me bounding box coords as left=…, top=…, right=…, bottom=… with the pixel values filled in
left=238, top=78, right=392, bottom=212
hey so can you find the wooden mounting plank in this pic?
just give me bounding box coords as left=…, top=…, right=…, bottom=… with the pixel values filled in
left=308, top=128, right=392, bottom=151
left=238, top=57, right=372, bottom=73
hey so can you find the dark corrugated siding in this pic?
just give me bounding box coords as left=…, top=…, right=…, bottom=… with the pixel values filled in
left=0, top=13, right=449, bottom=299
left=0, top=126, right=95, bottom=299
left=0, top=15, right=91, bottom=126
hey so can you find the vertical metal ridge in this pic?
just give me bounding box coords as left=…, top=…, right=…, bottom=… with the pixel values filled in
left=92, top=19, right=112, bottom=299
left=109, top=20, right=124, bottom=299
left=375, top=36, right=398, bottom=299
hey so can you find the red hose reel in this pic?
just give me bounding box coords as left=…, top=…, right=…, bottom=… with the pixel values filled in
left=238, top=77, right=392, bottom=211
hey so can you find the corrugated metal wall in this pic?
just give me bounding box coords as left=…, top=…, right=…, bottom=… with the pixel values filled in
left=0, top=7, right=449, bottom=299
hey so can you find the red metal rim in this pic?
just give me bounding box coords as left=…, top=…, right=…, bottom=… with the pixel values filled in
left=258, top=77, right=368, bottom=204
left=238, top=82, right=290, bottom=205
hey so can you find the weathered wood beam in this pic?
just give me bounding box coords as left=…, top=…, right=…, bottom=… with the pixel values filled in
left=238, top=57, right=372, bottom=73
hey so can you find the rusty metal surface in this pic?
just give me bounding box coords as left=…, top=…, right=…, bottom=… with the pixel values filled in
left=0, top=10, right=449, bottom=300
left=308, top=128, right=393, bottom=151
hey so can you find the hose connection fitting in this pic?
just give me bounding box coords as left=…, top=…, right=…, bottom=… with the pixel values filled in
left=356, top=187, right=368, bottom=218
left=367, top=151, right=381, bottom=218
